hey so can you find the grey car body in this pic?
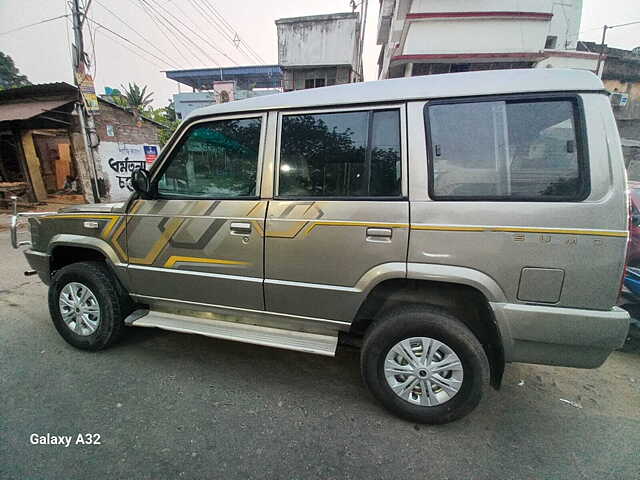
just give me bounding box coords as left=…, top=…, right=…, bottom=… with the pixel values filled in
left=14, top=68, right=630, bottom=418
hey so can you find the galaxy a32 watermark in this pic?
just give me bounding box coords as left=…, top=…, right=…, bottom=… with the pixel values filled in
left=30, top=433, right=101, bottom=447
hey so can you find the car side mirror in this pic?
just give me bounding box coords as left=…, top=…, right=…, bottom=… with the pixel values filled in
left=131, top=168, right=150, bottom=196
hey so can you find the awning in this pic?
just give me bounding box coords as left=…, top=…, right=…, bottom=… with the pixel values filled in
left=0, top=99, right=74, bottom=122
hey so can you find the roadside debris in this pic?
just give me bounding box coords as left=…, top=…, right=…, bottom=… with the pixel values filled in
left=517, top=380, right=525, bottom=386
left=559, top=398, right=583, bottom=409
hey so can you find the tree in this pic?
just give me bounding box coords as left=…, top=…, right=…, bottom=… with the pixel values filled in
left=0, top=52, right=31, bottom=90
left=158, top=119, right=180, bottom=147
left=150, top=99, right=180, bottom=146
left=119, top=82, right=154, bottom=113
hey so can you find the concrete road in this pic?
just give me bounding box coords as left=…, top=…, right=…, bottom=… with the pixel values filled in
left=1, top=230, right=639, bottom=479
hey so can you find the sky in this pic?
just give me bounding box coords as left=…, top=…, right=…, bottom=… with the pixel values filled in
left=0, top=0, right=639, bottom=109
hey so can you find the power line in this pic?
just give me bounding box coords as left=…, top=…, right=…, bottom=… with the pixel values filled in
left=94, top=27, right=167, bottom=70
left=85, top=16, right=179, bottom=68
left=137, top=0, right=207, bottom=64
left=140, top=0, right=226, bottom=67
left=94, top=0, right=186, bottom=68
left=136, top=0, right=208, bottom=66
left=145, top=0, right=239, bottom=66
left=0, top=14, right=69, bottom=36
left=196, top=0, right=265, bottom=64
left=192, top=0, right=260, bottom=63
left=185, top=0, right=251, bottom=63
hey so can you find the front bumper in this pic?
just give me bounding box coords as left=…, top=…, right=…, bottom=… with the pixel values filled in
left=492, top=302, right=630, bottom=368
left=24, top=249, right=51, bottom=285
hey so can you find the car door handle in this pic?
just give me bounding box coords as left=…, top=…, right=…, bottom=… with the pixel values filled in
left=366, top=227, right=392, bottom=243
left=366, top=227, right=392, bottom=237
left=230, top=222, right=252, bottom=235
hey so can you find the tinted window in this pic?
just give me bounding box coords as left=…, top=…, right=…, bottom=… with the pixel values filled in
left=278, top=109, right=401, bottom=197
left=157, top=118, right=261, bottom=198
left=426, top=99, right=587, bottom=200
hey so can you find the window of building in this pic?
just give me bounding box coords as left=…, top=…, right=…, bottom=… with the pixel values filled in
left=425, top=98, right=588, bottom=201
left=157, top=117, right=262, bottom=198
left=545, top=35, right=558, bottom=49
left=278, top=109, right=402, bottom=198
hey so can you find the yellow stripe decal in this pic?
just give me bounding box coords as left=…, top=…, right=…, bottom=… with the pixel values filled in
left=41, top=214, right=119, bottom=220
left=304, top=221, right=410, bottom=236
left=164, top=256, right=249, bottom=269
left=129, top=217, right=185, bottom=265
left=411, top=225, right=628, bottom=237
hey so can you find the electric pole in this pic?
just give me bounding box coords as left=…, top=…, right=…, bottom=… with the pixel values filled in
left=595, top=25, right=608, bottom=78
left=71, top=0, right=101, bottom=203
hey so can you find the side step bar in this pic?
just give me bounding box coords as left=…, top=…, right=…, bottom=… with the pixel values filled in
left=127, top=309, right=338, bottom=356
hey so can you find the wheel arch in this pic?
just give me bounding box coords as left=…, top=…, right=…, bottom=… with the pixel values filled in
left=48, top=234, right=129, bottom=290
left=352, top=266, right=508, bottom=389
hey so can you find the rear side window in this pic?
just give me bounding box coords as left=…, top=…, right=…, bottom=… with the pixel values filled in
left=278, top=109, right=402, bottom=198
left=425, top=98, right=589, bottom=201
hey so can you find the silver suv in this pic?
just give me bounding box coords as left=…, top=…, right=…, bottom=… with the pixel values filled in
left=11, top=69, right=630, bottom=424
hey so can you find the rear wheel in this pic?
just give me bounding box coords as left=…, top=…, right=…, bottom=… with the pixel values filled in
left=361, top=305, right=489, bottom=424
left=48, top=261, right=131, bottom=350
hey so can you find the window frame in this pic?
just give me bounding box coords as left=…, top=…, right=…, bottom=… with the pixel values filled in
left=424, top=93, right=591, bottom=202
left=274, top=103, right=408, bottom=201
left=149, top=112, right=267, bottom=201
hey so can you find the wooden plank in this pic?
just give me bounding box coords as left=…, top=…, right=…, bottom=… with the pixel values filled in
left=57, top=143, right=72, bottom=189
left=20, top=130, right=48, bottom=202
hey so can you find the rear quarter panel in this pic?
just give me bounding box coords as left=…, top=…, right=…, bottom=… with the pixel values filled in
left=407, top=93, right=628, bottom=310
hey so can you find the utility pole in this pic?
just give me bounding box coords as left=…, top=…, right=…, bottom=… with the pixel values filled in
left=71, top=0, right=101, bottom=203
left=595, top=25, right=608, bottom=78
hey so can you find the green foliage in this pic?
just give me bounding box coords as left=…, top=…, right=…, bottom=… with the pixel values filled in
left=119, top=82, right=154, bottom=112
left=158, top=119, right=180, bottom=146
left=0, top=51, right=31, bottom=90
left=150, top=99, right=180, bottom=146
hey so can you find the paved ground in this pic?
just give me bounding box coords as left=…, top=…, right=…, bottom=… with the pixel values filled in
left=1, top=229, right=639, bottom=479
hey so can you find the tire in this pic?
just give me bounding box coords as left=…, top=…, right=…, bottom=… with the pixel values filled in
left=361, top=305, right=489, bottom=424
left=48, top=261, right=131, bottom=351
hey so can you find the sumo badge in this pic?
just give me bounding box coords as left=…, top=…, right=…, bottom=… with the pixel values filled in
left=30, top=433, right=101, bottom=447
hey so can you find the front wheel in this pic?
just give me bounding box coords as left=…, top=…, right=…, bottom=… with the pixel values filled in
left=361, top=305, right=489, bottom=424
left=48, top=261, right=130, bottom=351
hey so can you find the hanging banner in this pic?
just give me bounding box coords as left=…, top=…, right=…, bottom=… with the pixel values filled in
left=76, top=72, right=99, bottom=113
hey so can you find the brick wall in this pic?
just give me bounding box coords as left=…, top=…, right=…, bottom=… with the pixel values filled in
left=94, top=100, right=160, bottom=145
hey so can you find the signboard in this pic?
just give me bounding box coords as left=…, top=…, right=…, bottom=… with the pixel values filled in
left=99, top=142, right=160, bottom=201
left=213, top=81, right=235, bottom=103
left=76, top=72, right=99, bottom=113
left=144, top=145, right=158, bottom=165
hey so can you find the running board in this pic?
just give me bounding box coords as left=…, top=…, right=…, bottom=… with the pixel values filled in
left=126, top=309, right=338, bottom=356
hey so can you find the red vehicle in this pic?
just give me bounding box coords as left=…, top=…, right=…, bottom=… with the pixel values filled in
left=628, top=181, right=640, bottom=267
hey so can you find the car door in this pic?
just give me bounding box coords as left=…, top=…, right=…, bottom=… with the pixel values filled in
left=126, top=113, right=267, bottom=310
left=264, top=105, right=409, bottom=322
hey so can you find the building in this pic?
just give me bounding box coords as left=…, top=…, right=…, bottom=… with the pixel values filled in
left=165, top=65, right=283, bottom=119
left=578, top=42, right=640, bottom=177
left=0, top=82, right=162, bottom=205
left=376, top=0, right=599, bottom=79
left=95, top=97, right=163, bottom=201
left=276, top=12, right=362, bottom=91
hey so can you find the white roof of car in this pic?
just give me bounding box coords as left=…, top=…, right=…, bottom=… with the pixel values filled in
left=189, top=68, right=604, bottom=119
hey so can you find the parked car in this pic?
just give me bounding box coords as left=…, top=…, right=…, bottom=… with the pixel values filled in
left=627, top=181, right=640, bottom=267
left=11, top=69, right=630, bottom=424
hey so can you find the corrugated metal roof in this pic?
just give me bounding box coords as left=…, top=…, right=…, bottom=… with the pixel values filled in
left=0, top=82, right=78, bottom=102
left=166, top=65, right=282, bottom=77
left=165, top=65, right=283, bottom=89
left=0, top=99, right=75, bottom=122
